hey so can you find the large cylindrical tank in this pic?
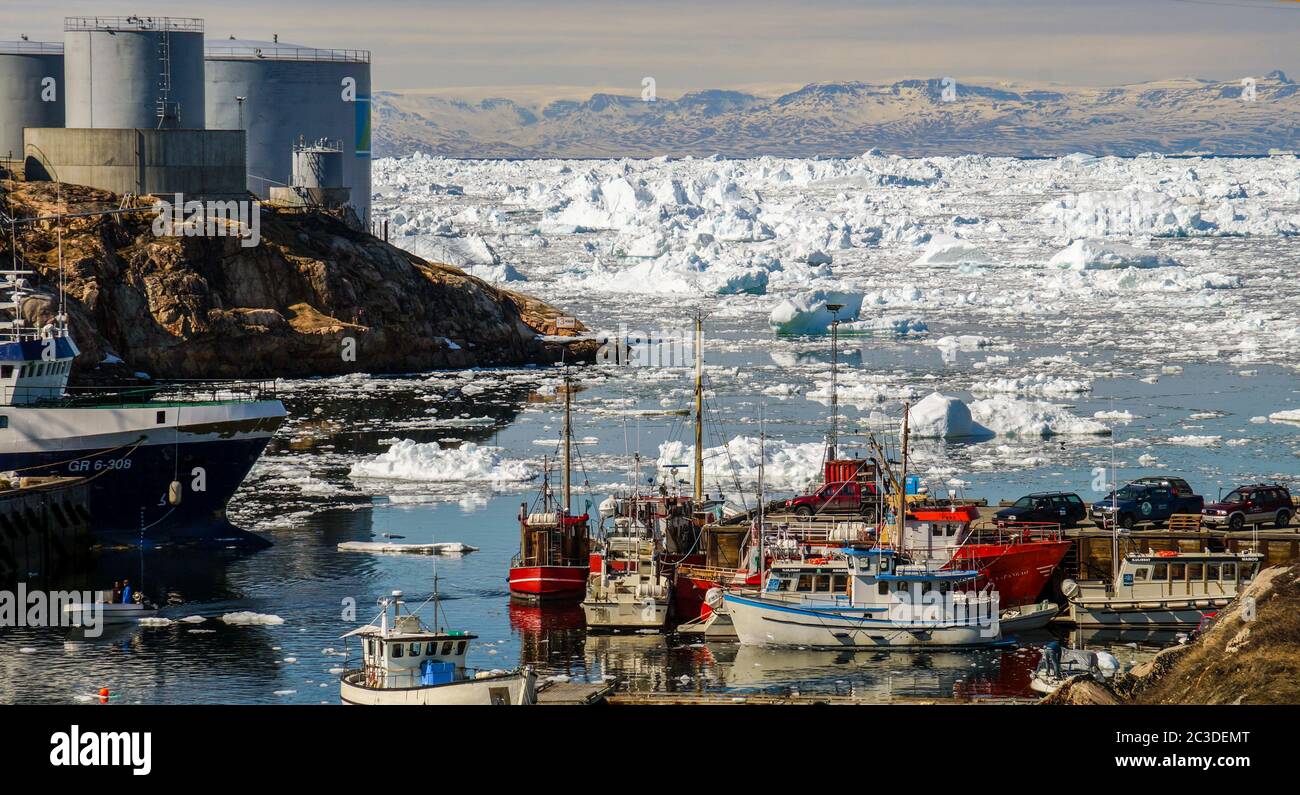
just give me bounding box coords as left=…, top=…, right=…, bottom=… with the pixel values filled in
left=0, top=42, right=65, bottom=160
left=64, top=16, right=206, bottom=130
left=205, top=39, right=371, bottom=222
left=292, top=140, right=345, bottom=189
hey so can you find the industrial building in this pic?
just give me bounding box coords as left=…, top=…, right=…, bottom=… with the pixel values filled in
left=206, top=38, right=372, bottom=221
left=0, top=14, right=369, bottom=219
left=0, top=40, right=64, bottom=163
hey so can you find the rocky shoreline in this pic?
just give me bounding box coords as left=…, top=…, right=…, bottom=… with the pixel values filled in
left=1, top=180, right=596, bottom=381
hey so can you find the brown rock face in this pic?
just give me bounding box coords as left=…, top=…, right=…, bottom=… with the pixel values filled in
left=1, top=180, right=595, bottom=380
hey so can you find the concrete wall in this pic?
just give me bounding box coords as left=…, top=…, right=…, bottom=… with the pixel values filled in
left=0, top=47, right=65, bottom=161
left=23, top=127, right=245, bottom=197
left=206, top=53, right=370, bottom=220
left=65, top=28, right=205, bottom=130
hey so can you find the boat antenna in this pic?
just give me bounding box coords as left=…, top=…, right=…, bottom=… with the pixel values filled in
left=1110, top=417, right=1119, bottom=587
left=826, top=303, right=843, bottom=461
left=693, top=310, right=704, bottom=503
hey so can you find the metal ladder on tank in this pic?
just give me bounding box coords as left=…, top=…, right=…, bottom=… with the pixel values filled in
left=155, top=27, right=179, bottom=128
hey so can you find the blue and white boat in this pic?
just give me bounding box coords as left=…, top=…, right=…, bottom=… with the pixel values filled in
left=1, top=270, right=284, bottom=547
left=722, top=548, right=1006, bottom=648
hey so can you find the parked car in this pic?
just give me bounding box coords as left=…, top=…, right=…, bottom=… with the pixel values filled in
left=994, top=492, right=1087, bottom=526
left=1090, top=479, right=1205, bottom=529
left=785, top=479, right=879, bottom=517
left=1201, top=484, right=1293, bottom=531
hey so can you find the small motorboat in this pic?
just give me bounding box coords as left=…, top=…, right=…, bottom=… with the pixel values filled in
left=1029, top=641, right=1119, bottom=694
left=62, top=590, right=158, bottom=627
left=339, top=590, right=535, bottom=705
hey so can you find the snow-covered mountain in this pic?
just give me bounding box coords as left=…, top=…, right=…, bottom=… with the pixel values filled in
left=375, top=73, right=1299, bottom=158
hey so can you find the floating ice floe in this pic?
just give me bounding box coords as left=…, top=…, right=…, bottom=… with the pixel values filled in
left=337, top=541, right=479, bottom=555
left=768, top=291, right=863, bottom=333
left=220, top=612, right=285, bottom=626
left=657, top=435, right=826, bottom=491
left=970, top=374, right=1091, bottom=397
left=349, top=440, right=536, bottom=483
left=1269, top=409, right=1300, bottom=425
left=912, top=234, right=992, bottom=266
left=906, top=392, right=1109, bottom=438
left=906, top=393, right=993, bottom=439
left=1047, top=238, right=1181, bottom=270
left=1166, top=434, right=1222, bottom=446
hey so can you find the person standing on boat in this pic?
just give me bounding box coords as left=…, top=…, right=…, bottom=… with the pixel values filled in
left=120, top=580, right=133, bottom=605
left=111, top=581, right=122, bottom=603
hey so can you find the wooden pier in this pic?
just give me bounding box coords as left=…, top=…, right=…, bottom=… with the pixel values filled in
left=536, top=680, right=615, bottom=705
left=0, top=476, right=93, bottom=581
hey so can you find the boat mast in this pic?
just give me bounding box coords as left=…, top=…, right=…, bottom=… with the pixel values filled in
left=826, top=303, right=843, bottom=460
left=897, top=401, right=910, bottom=554
left=758, top=406, right=766, bottom=584
left=693, top=311, right=704, bottom=503
left=562, top=370, right=572, bottom=515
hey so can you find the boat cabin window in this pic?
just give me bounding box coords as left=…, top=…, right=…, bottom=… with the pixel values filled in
left=456, top=641, right=467, bottom=655
left=878, top=581, right=889, bottom=596
left=1188, top=563, right=1203, bottom=581
left=1170, top=563, right=1186, bottom=581
left=770, top=577, right=791, bottom=592
left=0, top=365, right=11, bottom=378
left=1133, top=567, right=1149, bottom=582
left=1221, top=562, right=1236, bottom=581
left=1241, top=563, right=1257, bottom=580
left=1153, top=563, right=1168, bottom=581
left=366, top=638, right=376, bottom=656
left=425, top=642, right=437, bottom=655
left=832, top=573, right=848, bottom=592
left=441, top=641, right=454, bottom=655
left=796, top=575, right=813, bottom=592
left=0, top=416, right=7, bottom=429
left=391, top=643, right=403, bottom=658
left=814, top=574, right=831, bottom=592
left=1206, top=562, right=1220, bottom=580
left=408, top=642, right=421, bottom=657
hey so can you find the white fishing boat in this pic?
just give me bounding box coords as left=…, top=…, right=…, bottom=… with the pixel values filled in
left=339, top=590, right=536, bottom=705
left=1061, top=550, right=1265, bottom=627
left=724, top=548, right=1003, bottom=648
left=582, top=525, right=671, bottom=631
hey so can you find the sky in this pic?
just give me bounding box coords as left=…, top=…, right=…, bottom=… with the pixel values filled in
left=4, top=0, right=1299, bottom=99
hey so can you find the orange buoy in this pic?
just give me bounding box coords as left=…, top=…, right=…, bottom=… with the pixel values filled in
left=98, top=687, right=110, bottom=704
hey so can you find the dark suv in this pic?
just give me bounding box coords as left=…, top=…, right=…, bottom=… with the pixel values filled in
left=1202, top=484, right=1293, bottom=531
left=994, top=492, right=1087, bottom=526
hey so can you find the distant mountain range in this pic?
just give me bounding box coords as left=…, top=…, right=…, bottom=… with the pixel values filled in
left=374, top=72, right=1299, bottom=159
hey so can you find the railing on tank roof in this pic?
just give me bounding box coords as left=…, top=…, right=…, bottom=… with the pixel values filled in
left=0, top=41, right=64, bottom=55
left=65, top=16, right=205, bottom=33
left=203, top=45, right=370, bottom=63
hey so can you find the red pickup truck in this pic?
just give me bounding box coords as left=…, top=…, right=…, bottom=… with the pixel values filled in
left=784, top=459, right=881, bottom=517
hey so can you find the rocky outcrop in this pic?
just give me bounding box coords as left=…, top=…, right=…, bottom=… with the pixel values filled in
left=1, top=180, right=596, bottom=380
left=1038, top=675, right=1123, bottom=706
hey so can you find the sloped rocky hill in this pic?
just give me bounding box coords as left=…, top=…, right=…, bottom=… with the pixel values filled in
left=0, top=180, right=595, bottom=380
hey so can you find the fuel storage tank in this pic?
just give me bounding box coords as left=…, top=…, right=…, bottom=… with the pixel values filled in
left=0, top=41, right=64, bottom=161
left=205, top=38, right=371, bottom=222
left=64, top=16, right=206, bottom=130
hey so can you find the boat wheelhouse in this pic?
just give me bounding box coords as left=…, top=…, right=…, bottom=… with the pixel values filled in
left=1061, top=550, right=1265, bottom=627
left=340, top=590, right=536, bottom=705
left=582, top=523, right=671, bottom=631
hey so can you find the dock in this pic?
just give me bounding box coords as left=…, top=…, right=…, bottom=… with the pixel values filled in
left=0, top=476, right=93, bottom=581
left=606, top=692, right=1037, bottom=706
left=536, top=680, right=616, bottom=705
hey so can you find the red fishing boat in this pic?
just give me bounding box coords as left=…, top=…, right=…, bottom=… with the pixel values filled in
left=508, top=375, right=591, bottom=603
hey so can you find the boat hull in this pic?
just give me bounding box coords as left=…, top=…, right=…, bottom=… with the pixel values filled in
left=724, top=593, right=1002, bottom=648
left=0, top=400, right=283, bottom=547
left=340, top=669, right=537, bottom=705
left=508, top=565, right=588, bottom=602
left=1066, top=599, right=1227, bottom=627
left=581, top=598, right=669, bottom=631
left=947, top=540, right=1071, bottom=606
